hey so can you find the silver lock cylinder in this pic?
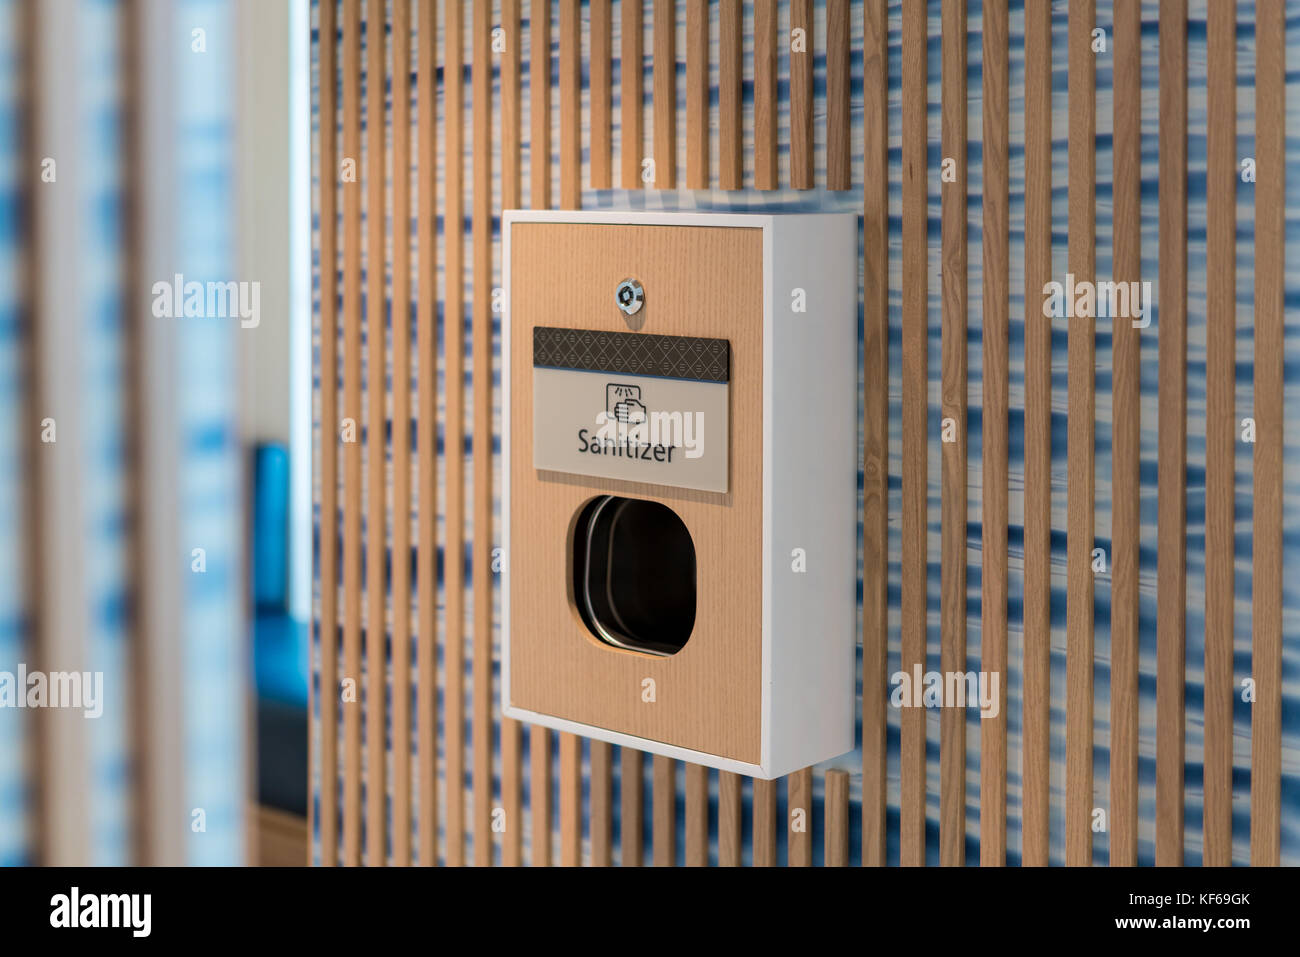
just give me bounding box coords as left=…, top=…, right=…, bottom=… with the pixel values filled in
left=615, top=277, right=644, bottom=317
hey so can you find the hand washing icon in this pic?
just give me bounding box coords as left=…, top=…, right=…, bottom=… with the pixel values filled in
left=614, top=398, right=646, bottom=425
left=606, top=383, right=647, bottom=425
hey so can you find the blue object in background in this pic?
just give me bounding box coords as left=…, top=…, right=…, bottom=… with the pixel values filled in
left=255, top=613, right=309, bottom=709
left=253, top=443, right=290, bottom=611
left=252, top=442, right=308, bottom=814
left=252, top=441, right=308, bottom=708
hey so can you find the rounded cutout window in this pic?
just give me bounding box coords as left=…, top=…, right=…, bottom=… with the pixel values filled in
left=572, top=496, right=696, bottom=657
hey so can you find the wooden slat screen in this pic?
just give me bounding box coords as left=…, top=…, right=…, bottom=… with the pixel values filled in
left=311, top=0, right=1294, bottom=868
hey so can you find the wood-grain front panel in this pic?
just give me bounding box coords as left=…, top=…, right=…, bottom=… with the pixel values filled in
left=508, top=222, right=764, bottom=765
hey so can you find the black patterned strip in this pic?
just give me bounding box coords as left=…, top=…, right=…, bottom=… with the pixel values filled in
left=533, top=326, right=730, bottom=383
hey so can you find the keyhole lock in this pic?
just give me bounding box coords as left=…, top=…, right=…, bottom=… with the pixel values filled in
left=615, top=278, right=645, bottom=318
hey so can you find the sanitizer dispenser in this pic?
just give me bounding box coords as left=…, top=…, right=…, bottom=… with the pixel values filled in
left=501, top=209, right=857, bottom=779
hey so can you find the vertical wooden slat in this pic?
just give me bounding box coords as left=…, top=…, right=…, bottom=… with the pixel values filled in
left=824, top=769, right=849, bottom=866
left=557, top=0, right=584, bottom=868
left=28, top=0, right=90, bottom=865
left=790, top=0, right=813, bottom=189
left=559, top=0, right=580, bottom=208
left=318, top=0, right=341, bottom=868
left=900, top=0, right=927, bottom=868
left=620, top=748, right=644, bottom=865
left=559, top=736, right=582, bottom=865
left=718, top=0, right=741, bottom=189
left=1156, top=0, right=1187, bottom=868
left=527, top=0, right=553, bottom=868
left=1109, top=0, right=1140, bottom=870
left=787, top=768, right=812, bottom=866
left=502, top=0, right=521, bottom=221
left=939, top=0, right=968, bottom=870
left=752, top=777, right=776, bottom=866
left=826, top=0, right=850, bottom=190
left=1021, top=0, right=1051, bottom=868
left=364, top=0, right=389, bottom=869
left=685, top=0, right=708, bottom=188
left=1251, top=0, right=1284, bottom=868
left=684, top=763, right=708, bottom=865
left=620, top=0, right=643, bottom=188
left=590, top=0, right=612, bottom=189
left=531, top=0, right=552, bottom=209
left=652, top=755, right=676, bottom=866
left=652, top=0, right=676, bottom=188
left=530, top=733, right=552, bottom=865
left=1203, top=0, right=1235, bottom=868
left=589, top=741, right=612, bottom=865
left=443, top=0, right=467, bottom=868
left=471, top=0, right=495, bottom=869
left=753, top=0, right=777, bottom=189
left=341, top=0, right=363, bottom=869
left=415, top=0, right=440, bottom=869
left=499, top=0, right=523, bottom=869
left=390, top=0, right=413, bottom=868
left=1065, top=0, right=1096, bottom=870
left=979, top=0, right=1008, bottom=868
left=861, top=0, right=888, bottom=869
left=718, top=772, right=742, bottom=866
